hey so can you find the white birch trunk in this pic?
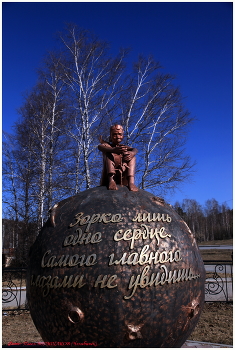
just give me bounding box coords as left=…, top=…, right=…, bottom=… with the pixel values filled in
left=38, top=123, right=46, bottom=232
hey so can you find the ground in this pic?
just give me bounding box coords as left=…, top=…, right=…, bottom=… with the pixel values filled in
left=198, top=239, right=233, bottom=246
left=199, top=238, right=233, bottom=261
left=189, top=302, right=233, bottom=345
left=2, top=302, right=233, bottom=347
left=2, top=311, right=43, bottom=346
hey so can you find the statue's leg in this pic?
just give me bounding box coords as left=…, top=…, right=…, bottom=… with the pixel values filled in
left=106, top=155, right=118, bottom=190
left=108, top=174, right=118, bottom=190
left=127, top=157, right=138, bottom=191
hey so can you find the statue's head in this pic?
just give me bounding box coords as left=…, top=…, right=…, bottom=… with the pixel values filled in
left=109, top=124, right=124, bottom=145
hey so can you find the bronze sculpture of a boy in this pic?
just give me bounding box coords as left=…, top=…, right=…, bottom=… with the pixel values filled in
left=98, top=124, right=138, bottom=191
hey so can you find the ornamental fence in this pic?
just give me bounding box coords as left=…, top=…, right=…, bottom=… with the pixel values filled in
left=2, top=267, right=28, bottom=313
left=204, top=260, right=233, bottom=303
left=2, top=261, right=233, bottom=312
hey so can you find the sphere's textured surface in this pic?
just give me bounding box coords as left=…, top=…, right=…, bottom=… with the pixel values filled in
left=27, top=186, right=205, bottom=348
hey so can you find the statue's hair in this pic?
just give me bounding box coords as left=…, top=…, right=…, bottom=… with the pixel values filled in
left=110, top=124, right=123, bottom=134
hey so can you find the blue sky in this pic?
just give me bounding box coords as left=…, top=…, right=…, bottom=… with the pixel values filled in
left=2, top=2, right=233, bottom=209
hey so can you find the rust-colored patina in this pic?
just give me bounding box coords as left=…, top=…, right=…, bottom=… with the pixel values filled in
left=27, top=186, right=205, bottom=347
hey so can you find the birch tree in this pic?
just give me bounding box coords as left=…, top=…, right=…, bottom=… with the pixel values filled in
left=16, top=74, right=69, bottom=231
left=59, top=25, right=127, bottom=189
left=3, top=131, right=35, bottom=225
left=119, top=56, right=194, bottom=193
left=204, top=198, right=220, bottom=241
left=3, top=132, right=37, bottom=264
left=2, top=133, right=20, bottom=224
left=181, top=199, right=205, bottom=241
left=38, top=53, right=72, bottom=206
left=16, top=87, right=48, bottom=230
left=221, top=202, right=232, bottom=239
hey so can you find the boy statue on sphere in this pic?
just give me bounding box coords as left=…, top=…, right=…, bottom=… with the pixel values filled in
left=98, top=124, right=138, bottom=191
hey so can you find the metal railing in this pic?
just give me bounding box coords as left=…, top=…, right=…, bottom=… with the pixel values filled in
left=2, top=267, right=28, bottom=312
left=204, top=260, right=233, bottom=302
left=2, top=261, right=233, bottom=312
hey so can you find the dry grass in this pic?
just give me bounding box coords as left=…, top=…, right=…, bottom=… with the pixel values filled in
left=2, top=311, right=43, bottom=346
left=198, top=239, right=233, bottom=246
left=200, top=249, right=232, bottom=261
left=198, top=238, right=233, bottom=261
left=189, top=302, right=233, bottom=345
left=2, top=303, right=233, bottom=346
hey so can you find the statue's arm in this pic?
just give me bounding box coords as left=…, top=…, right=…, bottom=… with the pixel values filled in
left=127, top=147, right=138, bottom=155
left=98, top=143, right=128, bottom=155
left=98, top=143, right=138, bottom=157
left=122, top=147, right=138, bottom=162
left=98, top=143, right=113, bottom=153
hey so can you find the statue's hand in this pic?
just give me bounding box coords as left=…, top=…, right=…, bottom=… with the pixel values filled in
left=113, top=145, right=128, bottom=154
left=123, top=151, right=134, bottom=162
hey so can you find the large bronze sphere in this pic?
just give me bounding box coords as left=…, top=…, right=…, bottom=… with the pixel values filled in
left=27, top=186, right=205, bottom=347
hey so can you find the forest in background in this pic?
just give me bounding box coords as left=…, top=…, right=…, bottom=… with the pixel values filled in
left=173, top=198, right=232, bottom=243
